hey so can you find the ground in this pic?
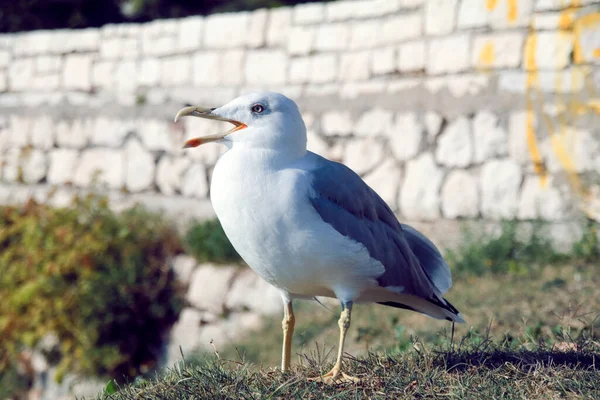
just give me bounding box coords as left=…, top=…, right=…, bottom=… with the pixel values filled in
left=98, top=262, right=599, bottom=399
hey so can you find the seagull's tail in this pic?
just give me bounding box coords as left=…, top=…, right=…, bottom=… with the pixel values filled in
left=378, top=294, right=465, bottom=323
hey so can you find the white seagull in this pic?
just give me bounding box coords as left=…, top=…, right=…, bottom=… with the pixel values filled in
left=175, top=92, right=464, bottom=383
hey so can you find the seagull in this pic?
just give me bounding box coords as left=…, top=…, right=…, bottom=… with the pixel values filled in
left=175, top=91, right=464, bottom=383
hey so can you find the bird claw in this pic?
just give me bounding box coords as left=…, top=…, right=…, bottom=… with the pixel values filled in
left=308, top=366, right=360, bottom=384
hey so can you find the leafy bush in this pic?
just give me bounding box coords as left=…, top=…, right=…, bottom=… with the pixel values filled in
left=572, top=219, right=600, bottom=263
left=0, top=195, right=184, bottom=382
left=446, top=221, right=567, bottom=277
left=184, top=219, right=241, bottom=264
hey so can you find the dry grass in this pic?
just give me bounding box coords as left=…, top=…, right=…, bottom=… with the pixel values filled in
left=98, top=262, right=600, bottom=399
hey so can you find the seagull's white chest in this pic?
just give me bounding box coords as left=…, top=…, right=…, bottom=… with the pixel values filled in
left=210, top=149, right=382, bottom=299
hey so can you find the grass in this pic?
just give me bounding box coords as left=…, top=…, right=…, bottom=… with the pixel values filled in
left=97, top=260, right=600, bottom=399
left=88, top=220, right=600, bottom=398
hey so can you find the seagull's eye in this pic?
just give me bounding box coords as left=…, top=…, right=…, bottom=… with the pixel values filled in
left=251, top=104, right=265, bottom=114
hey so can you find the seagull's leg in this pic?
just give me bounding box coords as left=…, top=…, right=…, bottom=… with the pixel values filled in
left=281, top=301, right=295, bottom=372
left=309, top=301, right=360, bottom=384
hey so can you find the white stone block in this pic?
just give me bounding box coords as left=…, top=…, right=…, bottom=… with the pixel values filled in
left=245, top=50, right=287, bottom=85
left=143, top=36, right=177, bottom=57
left=325, top=0, right=359, bottom=21
left=115, top=60, right=138, bottom=92
left=63, top=55, right=92, bottom=91
left=427, top=34, right=470, bottom=75
left=67, top=28, right=100, bottom=52
left=21, top=149, right=47, bottom=184
left=99, top=38, right=121, bottom=58
left=363, top=159, right=402, bottom=208
left=0, top=51, right=10, bottom=68
left=267, top=7, right=292, bottom=47
left=508, top=110, right=537, bottom=165
left=138, top=58, right=161, bottom=86
left=340, top=51, right=371, bottom=81
left=457, top=0, right=489, bottom=28
left=204, top=12, right=249, bottom=49
left=74, top=148, right=124, bottom=189
left=442, top=170, right=479, bottom=218
left=472, top=32, right=525, bottom=69
left=139, top=119, right=172, bottom=152
left=32, top=74, right=61, bottom=91
left=309, top=54, right=338, bottom=84
left=425, top=0, right=458, bottom=35
left=225, top=269, right=283, bottom=315
left=398, top=40, right=426, bottom=72
left=344, top=138, right=385, bottom=175
left=354, top=108, right=393, bottom=136
left=181, top=163, right=208, bottom=198
left=489, top=0, right=534, bottom=28
left=8, top=58, right=35, bottom=91
left=350, top=20, right=379, bottom=50
left=47, top=149, right=78, bottom=185
left=541, top=126, right=598, bottom=173
left=36, top=56, right=62, bottom=74
left=353, top=0, right=401, bottom=18
left=573, top=12, right=600, bottom=64
left=372, top=47, right=396, bottom=75
left=473, top=111, right=508, bottom=162
left=156, top=156, right=191, bottom=196
left=6, top=115, right=30, bottom=148
left=178, top=16, right=204, bottom=52
left=316, top=23, right=350, bottom=51
left=161, top=56, right=192, bottom=87
left=524, top=31, right=573, bottom=70
left=294, top=2, right=325, bottom=24
left=171, top=255, right=197, bottom=285
left=0, top=70, right=7, bottom=92
left=91, top=117, right=132, bottom=147
left=14, top=31, right=51, bottom=56
left=436, top=117, right=473, bottom=167
left=321, top=111, right=353, bottom=136
left=193, top=52, right=221, bottom=86
left=55, top=119, right=91, bottom=149
left=187, top=265, right=237, bottom=312
left=287, top=26, right=316, bottom=56
left=388, top=112, right=422, bottom=161
left=518, top=176, right=566, bottom=220
left=480, top=159, right=522, bottom=219
left=30, top=116, right=54, bottom=150
left=399, top=153, right=443, bottom=220
left=289, top=57, right=311, bottom=84
left=92, top=61, right=115, bottom=89
left=221, top=50, right=245, bottom=85
left=425, top=111, right=443, bottom=141
left=125, top=138, right=155, bottom=192
left=246, top=9, right=268, bottom=48
left=380, top=13, right=422, bottom=44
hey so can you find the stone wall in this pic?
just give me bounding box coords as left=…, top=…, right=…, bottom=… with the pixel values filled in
left=0, top=0, right=599, bottom=247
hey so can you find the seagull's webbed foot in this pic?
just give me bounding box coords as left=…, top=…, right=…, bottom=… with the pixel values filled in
left=307, top=301, right=360, bottom=384
left=308, top=363, right=360, bottom=384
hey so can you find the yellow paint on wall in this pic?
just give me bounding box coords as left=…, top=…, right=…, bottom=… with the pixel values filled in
left=524, top=33, right=537, bottom=71
left=507, top=0, right=518, bottom=23
left=593, top=48, right=600, bottom=58
left=486, top=0, right=499, bottom=11
left=558, top=8, right=575, bottom=30
left=478, top=42, right=495, bottom=67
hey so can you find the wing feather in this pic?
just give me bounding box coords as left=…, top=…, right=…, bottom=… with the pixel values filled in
left=307, top=154, right=450, bottom=300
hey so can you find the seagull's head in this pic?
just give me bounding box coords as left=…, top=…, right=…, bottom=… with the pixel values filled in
left=175, top=91, right=307, bottom=156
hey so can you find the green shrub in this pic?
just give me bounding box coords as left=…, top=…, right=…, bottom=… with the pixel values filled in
left=184, top=219, right=241, bottom=264
left=572, top=219, right=600, bottom=263
left=446, top=221, right=567, bottom=277
left=0, top=195, right=184, bottom=382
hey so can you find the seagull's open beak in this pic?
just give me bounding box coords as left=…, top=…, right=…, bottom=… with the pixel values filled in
left=174, top=106, right=247, bottom=148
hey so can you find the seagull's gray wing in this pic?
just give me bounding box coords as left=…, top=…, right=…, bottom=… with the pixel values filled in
left=307, top=154, right=452, bottom=300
